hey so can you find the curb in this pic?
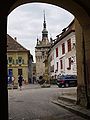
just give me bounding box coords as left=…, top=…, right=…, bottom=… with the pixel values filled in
left=51, top=99, right=90, bottom=120
left=58, top=96, right=76, bottom=104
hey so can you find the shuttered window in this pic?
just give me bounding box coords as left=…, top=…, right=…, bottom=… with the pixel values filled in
left=62, top=43, right=65, bottom=54
left=57, top=62, right=58, bottom=71
left=56, top=47, right=58, bottom=57
left=69, top=57, right=71, bottom=68
left=67, top=39, right=71, bottom=52
left=60, top=59, right=63, bottom=69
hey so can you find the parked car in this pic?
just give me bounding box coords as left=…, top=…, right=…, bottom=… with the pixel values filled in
left=50, top=79, right=57, bottom=85
left=57, top=75, right=77, bottom=88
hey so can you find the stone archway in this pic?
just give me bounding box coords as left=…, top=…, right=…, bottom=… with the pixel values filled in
left=0, top=0, right=90, bottom=120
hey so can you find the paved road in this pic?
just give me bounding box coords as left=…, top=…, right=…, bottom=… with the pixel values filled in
left=8, top=84, right=86, bottom=120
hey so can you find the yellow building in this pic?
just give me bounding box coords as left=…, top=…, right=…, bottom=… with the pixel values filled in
left=7, top=34, right=33, bottom=88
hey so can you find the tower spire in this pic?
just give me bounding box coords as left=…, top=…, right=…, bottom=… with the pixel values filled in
left=44, top=10, right=45, bottom=22
left=42, top=10, right=48, bottom=41
left=43, top=10, right=46, bottom=29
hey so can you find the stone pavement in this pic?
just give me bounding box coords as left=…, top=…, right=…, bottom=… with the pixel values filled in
left=20, top=84, right=56, bottom=90
left=52, top=91, right=90, bottom=120
left=22, top=84, right=90, bottom=120
left=8, top=84, right=90, bottom=119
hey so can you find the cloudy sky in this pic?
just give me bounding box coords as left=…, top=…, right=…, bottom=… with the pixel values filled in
left=7, top=3, right=74, bottom=62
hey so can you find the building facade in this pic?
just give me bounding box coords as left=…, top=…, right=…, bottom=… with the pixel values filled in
left=7, top=34, right=33, bottom=87
left=35, top=12, right=51, bottom=79
left=48, top=20, right=77, bottom=79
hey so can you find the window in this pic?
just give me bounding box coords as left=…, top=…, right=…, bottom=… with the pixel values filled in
left=8, top=69, right=13, bottom=76
left=8, top=57, right=12, bottom=64
left=18, top=57, right=22, bottom=64
left=69, top=57, right=71, bottom=68
left=16, top=57, right=24, bottom=64
left=67, top=57, right=71, bottom=70
left=67, top=39, right=71, bottom=52
left=62, top=43, right=65, bottom=54
left=56, top=62, right=58, bottom=71
left=60, top=59, right=63, bottom=69
left=18, top=69, right=22, bottom=75
left=56, top=47, right=58, bottom=57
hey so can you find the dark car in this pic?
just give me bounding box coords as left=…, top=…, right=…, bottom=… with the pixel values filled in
left=57, top=75, right=77, bottom=87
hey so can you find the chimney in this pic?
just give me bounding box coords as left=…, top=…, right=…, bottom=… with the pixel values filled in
left=14, top=37, right=17, bottom=41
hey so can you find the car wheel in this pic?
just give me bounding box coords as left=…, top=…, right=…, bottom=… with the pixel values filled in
left=65, top=83, right=69, bottom=87
left=61, top=84, right=65, bottom=88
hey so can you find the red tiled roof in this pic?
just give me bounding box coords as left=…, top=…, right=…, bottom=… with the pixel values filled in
left=7, top=34, right=28, bottom=52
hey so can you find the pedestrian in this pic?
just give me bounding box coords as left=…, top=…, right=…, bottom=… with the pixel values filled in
left=12, top=75, right=15, bottom=87
left=18, top=74, right=23, bottom=90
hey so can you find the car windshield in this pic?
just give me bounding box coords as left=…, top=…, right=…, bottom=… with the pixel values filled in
left=57, top=75, right=77, bottom=80
left=65, top=75, right=77, bottom=79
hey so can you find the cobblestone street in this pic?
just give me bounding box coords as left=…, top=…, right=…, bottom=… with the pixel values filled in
left=8, top=84, right=87, bottom=120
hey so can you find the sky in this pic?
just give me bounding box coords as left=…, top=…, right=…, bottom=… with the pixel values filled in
left=7, top=3, right=74, bottom=62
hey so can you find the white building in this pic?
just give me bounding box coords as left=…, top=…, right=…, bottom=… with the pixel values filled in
left=48, top=20, right=77, bottom=79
